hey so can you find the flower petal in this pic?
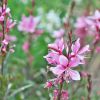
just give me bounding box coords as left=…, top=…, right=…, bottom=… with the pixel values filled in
left=68, top=69, right=80, bottom=80
left=69, top=58, right=80, bottom=67
left=79, top=45, right=89, bottom=54
left=50, top=65, right=65, bottom=75
left=71, top=38, right=80, bottom=53
left=59, top=55, right=68, bottom=66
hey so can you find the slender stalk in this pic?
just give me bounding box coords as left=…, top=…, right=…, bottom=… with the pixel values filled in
left=87, top=74, right=92, bottom=100
left=1, top=0, right=7, bottom=75
left=57, top=82, right=63, bottom=100
left=1, top=0, right=5, bottom=75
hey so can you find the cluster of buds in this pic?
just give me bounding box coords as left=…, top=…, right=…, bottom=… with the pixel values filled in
left=53, top=89, right=69, bottom=100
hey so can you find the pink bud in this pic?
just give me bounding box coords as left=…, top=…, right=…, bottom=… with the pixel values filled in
left=44, top=81, right=53, bottom=88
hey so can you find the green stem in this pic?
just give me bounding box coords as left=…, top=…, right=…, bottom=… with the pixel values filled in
left=57, top=82, right=63, bottom=100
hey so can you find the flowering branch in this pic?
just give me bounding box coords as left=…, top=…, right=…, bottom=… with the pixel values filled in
left=0, top=0, right=16, bottom=75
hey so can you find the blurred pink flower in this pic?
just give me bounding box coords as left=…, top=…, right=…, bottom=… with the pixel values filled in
left=87, top=10, right=100, bottom=32
left=22, top=41, right=29, bottom=53
left=18, top=15, right=39, bottom=33
left=74, top=16, right=96, bottom=38
left=96, top=47, right=100, bottom=53
left=34, top=29, right=44, bottom=35
left=74, top=16, right=89, bottom=38
left=53, top=29, right=65, bottom=38
left=80, top=71, right=88, bottom=78
left=0, top=32, right=3, bottom=37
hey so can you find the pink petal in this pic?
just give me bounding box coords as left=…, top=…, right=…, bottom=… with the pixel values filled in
left=56, top=39, right=64, bottom=52
left=59, top=55, right=68, bottom=66
left=79, top=45, right=89, bottom=54
left=50, top=65, right=65, bottom=75
left=69, top=58, right=80, bottom=67
left=68, top=69, right=80, bottom=80
left=72, top=38, right=80, bottom=53
left=48, top=43, right=58, bottom=50
left=53, top=29, right=64, bottom=38
left=96, top=47, right=100, bottom=53
left=44, top=52, right=59, bottom=64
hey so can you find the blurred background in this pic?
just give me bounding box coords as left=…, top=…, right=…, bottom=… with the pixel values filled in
left=1, top=0, right=100, bottom=100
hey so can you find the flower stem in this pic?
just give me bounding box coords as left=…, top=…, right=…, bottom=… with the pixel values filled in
left=57, top=82, right=63, bottom=100
left=87, top=74, right=92, bottom=100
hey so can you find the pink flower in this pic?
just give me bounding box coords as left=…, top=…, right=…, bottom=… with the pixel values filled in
left=53, top=29, right=65, bottom=38
left=18, top=15, right=39, bottom=33
left=50, top=55, right=81, bottom=81
left=74, top=16, right=96, bottom=38
left=74, top=16, right=89, bottom=38
left=87, top=10, right=100, bottom=32
left=45, top=38, right=90, bottom=82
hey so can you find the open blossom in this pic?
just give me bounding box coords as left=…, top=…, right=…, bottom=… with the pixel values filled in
left=45, top=38, right=89, bottom=85
left=18, top=15, right=39, bottom=33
